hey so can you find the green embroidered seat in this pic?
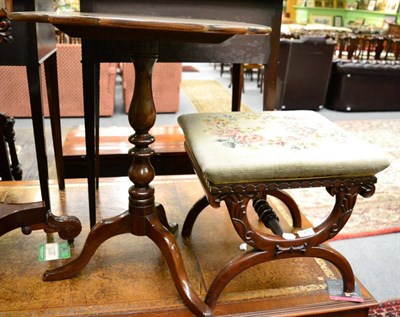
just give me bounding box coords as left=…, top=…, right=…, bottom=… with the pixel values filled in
left=178, top=110, right=390, bottom=308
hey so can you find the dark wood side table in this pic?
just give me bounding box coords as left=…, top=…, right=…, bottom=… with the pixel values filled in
left=8, top=11, right=271, bottom=317
left=0, top=0, right=65, bottom=195
left=0, top=1, right=81, bottom=241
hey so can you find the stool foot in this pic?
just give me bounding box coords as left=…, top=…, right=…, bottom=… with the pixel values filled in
left=43, top=211, right=130, bottom=281
left=182, top=195, right=209, bottom=238
left=308, top=245, right=355, bottom=293
left=205, top=245, right=356, bottom=308
left=147, top=213, right=214, bottom=317
left=205, top=248, right=271, bottom=309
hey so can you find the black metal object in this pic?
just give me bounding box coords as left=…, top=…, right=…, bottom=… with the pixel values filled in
left=253, top=198, right=283, bottom=236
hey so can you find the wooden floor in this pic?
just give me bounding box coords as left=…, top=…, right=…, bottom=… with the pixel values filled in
left=0, top=176, right=377, bottom=316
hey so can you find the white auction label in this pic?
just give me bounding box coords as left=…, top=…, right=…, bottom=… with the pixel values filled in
left=297, top=228, right=315, bottom=238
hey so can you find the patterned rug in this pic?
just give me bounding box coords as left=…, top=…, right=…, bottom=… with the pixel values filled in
left=369, top=299, right=400, bottom=317
left=286, top=119, right=400, bottom=240
left=181, top=79, right=252, bottom=113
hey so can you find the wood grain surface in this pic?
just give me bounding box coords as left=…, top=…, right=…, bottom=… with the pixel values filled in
left=0, top=176, right=376, bottom=316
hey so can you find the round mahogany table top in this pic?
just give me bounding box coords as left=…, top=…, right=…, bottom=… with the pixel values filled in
left=8, top=11, right=271, bottom=43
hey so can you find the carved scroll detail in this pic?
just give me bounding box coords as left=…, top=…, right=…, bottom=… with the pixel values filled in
left=275, top=243, right=308, bottom=255
left=210, top=176, right=377, bottom=200
left=327, top=179, right=376, bottom=239
left=228, top=195, right=256, bottom=246
left=46, top=212, right=82, bottom=241
left=221, top=176, right=378, bottom=249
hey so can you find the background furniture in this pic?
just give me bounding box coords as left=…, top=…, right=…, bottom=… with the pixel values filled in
left=326, top=61, right=400, bottom=111
left=0, top=0, right=66, bottom=194
left=79, top=0, right=279, bottom=109
left=0, top=44, right=117, bottom=117
left=276, top=36, right=336, bottom=110
left=336, top=33, right=400, bottom=61
left=0, top=0, right=81, bottom=243
left=0, top=0, right=64, bottom=201
left=325, top=24, right=400, bottom=112
left=121, top=62, right=182, bottom=114
left=0, top=113, right=22, bottom=180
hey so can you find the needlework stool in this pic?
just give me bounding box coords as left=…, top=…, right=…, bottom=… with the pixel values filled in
left=178, top=110, right=390, bottom=309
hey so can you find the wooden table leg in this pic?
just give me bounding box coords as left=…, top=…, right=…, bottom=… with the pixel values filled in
left=231, top=63, right=244, bottom=111
left=43, top=211, right=131, bottom=280
left=127, top=45, right=212, bottom=317
left=81, top=40, right=99, bottom=229
left=44, top=50, right=65, bottom=191
left=43, top=42, right=213, bottom=317
left=23, top=54, right=81, bottom=241
left=26, top=60, right=52, bottom=210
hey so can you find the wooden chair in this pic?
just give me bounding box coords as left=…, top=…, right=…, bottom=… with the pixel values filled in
left=228, top=63, right=264, bottom=93
left=337, top=32, right=399, bottom=62
left=178, top=110, right=390, bottom=309
left=0, top=113, right=22, bottom=180
left=385, top=23, right=400, bottom=61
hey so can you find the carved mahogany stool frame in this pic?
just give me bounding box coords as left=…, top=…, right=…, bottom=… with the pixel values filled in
left=182, top=146, right=378, bottom=309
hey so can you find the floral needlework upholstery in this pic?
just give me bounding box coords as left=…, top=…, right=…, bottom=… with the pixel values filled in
left=178, top=111, right=390, bottom=185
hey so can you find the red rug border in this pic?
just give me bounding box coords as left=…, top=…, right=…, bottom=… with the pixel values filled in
left=333, top=227, right=400, bottom=241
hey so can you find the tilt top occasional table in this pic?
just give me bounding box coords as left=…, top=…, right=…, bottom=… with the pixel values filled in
left=8, top=11, right=271, bottom=317
left=69, top=0, right=281, bottom=228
